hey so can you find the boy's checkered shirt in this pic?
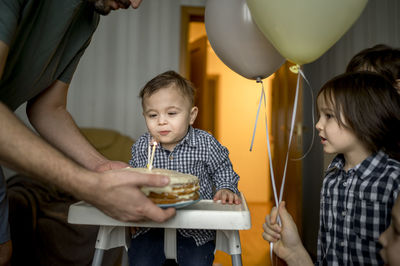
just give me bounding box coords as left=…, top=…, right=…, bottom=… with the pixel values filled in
left=317, top=151, right=400, bottom=265
left=129, top=127, right=240, bottom=246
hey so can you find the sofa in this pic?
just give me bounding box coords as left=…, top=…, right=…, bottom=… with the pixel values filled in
left=7, top=128, right=134, bottom=266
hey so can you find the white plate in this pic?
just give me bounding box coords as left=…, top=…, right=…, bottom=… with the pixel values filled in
left=158, top=198, right=200, bottom=209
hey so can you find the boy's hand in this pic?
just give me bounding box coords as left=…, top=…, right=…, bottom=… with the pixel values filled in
left=213, top=189, right=241, bottom=205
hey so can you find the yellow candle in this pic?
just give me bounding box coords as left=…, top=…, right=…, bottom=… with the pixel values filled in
left=148, top=141, right=157, bottom=170
left=147, top=141, right=151, bottom=169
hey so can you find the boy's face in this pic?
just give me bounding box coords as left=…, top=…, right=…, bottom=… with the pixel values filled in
left=379, top=196, right=400, bottom=265
left=315, top=94, right=364, bottom=156
left=142, top=85, right=198, bottom=151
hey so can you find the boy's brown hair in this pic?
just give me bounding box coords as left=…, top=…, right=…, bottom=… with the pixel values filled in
left=140, top=70, right=196, bottom=106
left=318, top=71, right=400, bottom=160
left=346, top=44, right=400, bottom=86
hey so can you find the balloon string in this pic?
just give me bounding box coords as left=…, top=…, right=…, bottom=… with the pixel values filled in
left=278, top=72, right=301, bottom=203
left=270, top=70, right=302, bottom=265
left=249, top=77, right=264, bottom=152
left=250, top=78, right=279, bottom=266
left=291, top=69, right=316, bottom=161
left=249, top=77, right=279, bottom=208
left=260, top=80, right=279, bottom=209
left=250, top=72, right=303, bottom=265
left=269, top=70, right=301, bottom=266
left=270, top=242, right=274, bottom=266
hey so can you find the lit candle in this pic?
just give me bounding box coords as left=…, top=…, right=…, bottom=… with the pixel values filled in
left=148, top=141, right=158, bottom=170
left=147, top=141, right=151, bottom=169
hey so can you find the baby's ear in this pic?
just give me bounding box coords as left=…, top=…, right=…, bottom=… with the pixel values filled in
left=395, top=79, right=400, bottom=94
left=189, top=106, right=198, bottom=125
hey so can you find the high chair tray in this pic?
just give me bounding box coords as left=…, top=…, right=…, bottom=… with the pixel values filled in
left=68, top=193, right=251, bottom=230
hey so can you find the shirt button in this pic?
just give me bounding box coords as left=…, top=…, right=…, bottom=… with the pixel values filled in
left=340, top=241, right=345, bottom=246
left=342, top=210, right=347, bottom=217
left=343, top=182, right=347, bottom=187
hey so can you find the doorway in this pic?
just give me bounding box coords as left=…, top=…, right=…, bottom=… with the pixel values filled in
left=180, top=6, right=303, bottom=266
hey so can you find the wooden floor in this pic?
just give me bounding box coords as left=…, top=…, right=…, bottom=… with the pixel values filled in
left=213, top=202, right=275, bottom=266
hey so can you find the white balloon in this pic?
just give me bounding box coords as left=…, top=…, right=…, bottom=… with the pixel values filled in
left=247, top=0, right=368, bottom=65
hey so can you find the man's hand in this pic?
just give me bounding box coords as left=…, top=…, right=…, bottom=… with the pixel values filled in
left=94, top=160, right=129, bottom=172
left=262, top=201, right=313, bottom=266
left=213, top=189, right=241, bottom=205
left=88, top=169, right=175, bottom=222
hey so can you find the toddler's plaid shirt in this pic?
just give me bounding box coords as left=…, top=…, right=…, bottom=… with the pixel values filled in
left=129, top=126, right=240, bottom=246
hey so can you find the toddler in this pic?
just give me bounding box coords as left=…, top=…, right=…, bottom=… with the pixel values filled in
left=128, top=70, right=241, bottom=266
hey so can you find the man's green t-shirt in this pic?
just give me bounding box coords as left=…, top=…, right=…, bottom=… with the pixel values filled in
left=0, top=0, right=100, bottom=111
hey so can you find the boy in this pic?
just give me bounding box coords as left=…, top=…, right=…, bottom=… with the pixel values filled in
left=128, top=70, right=241, bottom=266
left=262, top=72, right=400, bottom=265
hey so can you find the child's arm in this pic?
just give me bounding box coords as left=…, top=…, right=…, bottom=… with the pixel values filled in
left=207, top=136, right=241, bottom=203
left=214, top=188, right=241, bottom=204
left=263, top=202, right=313, bottom=266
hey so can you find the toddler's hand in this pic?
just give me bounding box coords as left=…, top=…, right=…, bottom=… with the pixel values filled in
left=213, top=189, right=241, bottom=205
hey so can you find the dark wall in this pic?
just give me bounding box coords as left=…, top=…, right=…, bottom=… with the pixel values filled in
left=301, top=0, right=400, bottom=259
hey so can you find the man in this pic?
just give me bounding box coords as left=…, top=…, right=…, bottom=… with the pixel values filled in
left=0, top=0, right=175, bottom=264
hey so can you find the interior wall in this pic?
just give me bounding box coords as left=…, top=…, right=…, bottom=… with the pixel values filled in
left=5, top=0, right=203, bottom=179
left=302, top=0, right=400, bottom=258
left=68, top=0, right=182, bottom=140
left=210, top=54, right=273, bottom=203
left=190, top=23, right=272, bottom=203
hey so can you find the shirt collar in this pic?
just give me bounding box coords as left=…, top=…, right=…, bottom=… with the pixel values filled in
left=326, top=150, right=388, bottom=179
left=325, top=154, right=346, bottom=176
left=181, top=126, right=197, bottom=148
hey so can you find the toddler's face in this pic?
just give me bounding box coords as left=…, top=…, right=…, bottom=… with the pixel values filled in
left=379, top=196, right=400, bottom=265
left=142, top=85, right=197, bottom=151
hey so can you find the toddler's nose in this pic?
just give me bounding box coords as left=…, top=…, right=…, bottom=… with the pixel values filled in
left=158, top=115, right=167, bottom=125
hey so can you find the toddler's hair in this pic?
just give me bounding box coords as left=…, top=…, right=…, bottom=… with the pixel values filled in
left=140, top=70, right=196, bottom=106
left=346, top=44, right=400, bottom=86
left=318, top=71, right=400, bottom=160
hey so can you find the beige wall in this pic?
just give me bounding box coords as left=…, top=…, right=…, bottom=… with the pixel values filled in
left=190, top=22, right=272, bottom=203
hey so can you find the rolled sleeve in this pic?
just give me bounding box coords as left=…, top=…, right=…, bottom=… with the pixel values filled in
left=207, top=139, right=240, bottom=194
left=0, top=0, right=24, bottom=45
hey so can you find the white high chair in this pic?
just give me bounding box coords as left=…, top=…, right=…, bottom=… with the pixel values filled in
left=67, top=193, right=251, bottom=266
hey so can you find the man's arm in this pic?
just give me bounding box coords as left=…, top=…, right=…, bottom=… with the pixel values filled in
left=0, top=40, right=175, bottom=222
left=0, top=101, right=175, bottom=221
left=26, top=79, right=120, bottom=171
